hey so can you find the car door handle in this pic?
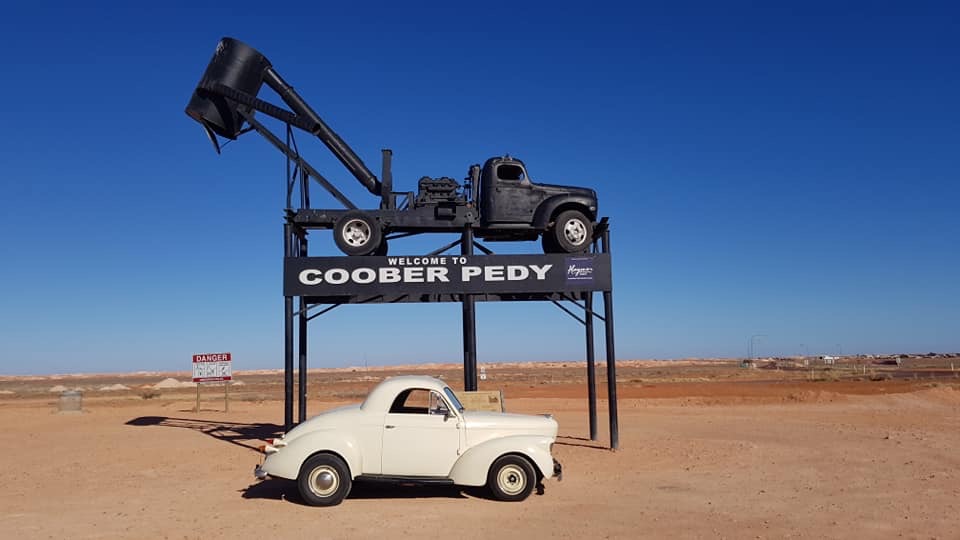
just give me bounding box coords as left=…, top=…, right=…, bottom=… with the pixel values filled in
left=385, top=425, right=396, bottom=429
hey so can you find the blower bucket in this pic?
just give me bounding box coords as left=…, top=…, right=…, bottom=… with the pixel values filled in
left=185, top=37, right=271, bottom=144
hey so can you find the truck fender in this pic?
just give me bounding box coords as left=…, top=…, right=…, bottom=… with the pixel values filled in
left=260, top=430, right=363, bottom=481
left=532, top=195, right=596, bottom=230
left=449, top=435, right=556, bottom=487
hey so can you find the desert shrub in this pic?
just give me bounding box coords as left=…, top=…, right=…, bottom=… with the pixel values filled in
left=140, top=390, right=161, bottom=400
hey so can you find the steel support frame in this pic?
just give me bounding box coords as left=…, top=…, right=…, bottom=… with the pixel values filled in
left=461, top=226, right=478, bottom=392
left=281, top=224, right=619, bottom=449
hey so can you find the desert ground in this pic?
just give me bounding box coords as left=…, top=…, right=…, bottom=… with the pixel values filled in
left=1, top=357, right=958, bottom=539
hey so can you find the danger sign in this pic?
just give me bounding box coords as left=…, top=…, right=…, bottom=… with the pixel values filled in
left=192, top=352, right=232, bottom=383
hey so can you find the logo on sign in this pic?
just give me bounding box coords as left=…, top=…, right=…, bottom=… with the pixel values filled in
left=565, top=257, right=595, bottom=283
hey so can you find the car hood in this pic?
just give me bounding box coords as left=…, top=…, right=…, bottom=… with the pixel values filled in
left=462, top=411, right=558, bottom=446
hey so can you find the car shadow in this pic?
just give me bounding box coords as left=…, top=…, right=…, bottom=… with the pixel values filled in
left=241, top=479, right=476, bottom=504
left=349, top=482, right=472, bottom=500
left=555, top=434, right=609, bottom=450
left=240, top=479, right=298, bottom=502
left=125, top=416, right=282, bottom=453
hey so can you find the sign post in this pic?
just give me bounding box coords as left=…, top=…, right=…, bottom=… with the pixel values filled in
left=192, top=353, right=233, bottom=412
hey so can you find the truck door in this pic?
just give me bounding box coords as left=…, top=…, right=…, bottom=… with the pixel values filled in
left=381, top=389, right=462, bottom=477
left=481, top=162, right=540, bottom=224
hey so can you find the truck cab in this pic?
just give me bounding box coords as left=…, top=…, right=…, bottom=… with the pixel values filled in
left=477, top=156, right=598, bottom=252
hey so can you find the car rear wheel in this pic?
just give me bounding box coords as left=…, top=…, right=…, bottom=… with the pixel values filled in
left=298, top=453, right=352, bottom=506
left=488, top=455, right=536, bottom=501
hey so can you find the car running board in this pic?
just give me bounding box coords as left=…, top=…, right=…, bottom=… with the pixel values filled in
left=354, top=475, right=455, bottom=486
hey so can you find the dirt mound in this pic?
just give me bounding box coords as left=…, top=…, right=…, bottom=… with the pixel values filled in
left=909, top=384, right=960, bottom=404
left=153, top=378, right=194, bottom=389
left=98, top=384, right=130, bottom=391
left=49, top=385, right=69, bottom=393
left=782, top=390, right=844, bottom=404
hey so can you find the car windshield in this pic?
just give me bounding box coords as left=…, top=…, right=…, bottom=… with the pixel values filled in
left=443, top=386, right=464, bottom=412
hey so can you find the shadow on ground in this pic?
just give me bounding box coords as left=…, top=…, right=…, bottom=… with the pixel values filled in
left=555, top=434, right=610, bottom=450
left=241, top=479, right=478, bottom=505
left=125, top=416, right=282, bottom=452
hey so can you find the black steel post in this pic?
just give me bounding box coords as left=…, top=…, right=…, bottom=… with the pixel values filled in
left=585, top=292, right=598, bottom=441
left=600, top=229, right=619, bottom=450
left=283, top=223, right=295, bottom=431
left=461, top=226, right=477, bottom=391
left=298, top=231, right=308, bottom=423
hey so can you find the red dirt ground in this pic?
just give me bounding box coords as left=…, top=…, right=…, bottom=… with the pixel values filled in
left=2, top=358, right=958, bottom=539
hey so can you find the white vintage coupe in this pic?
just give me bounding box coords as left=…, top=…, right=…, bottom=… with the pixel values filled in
left=254, top=375, right=562, bottom=506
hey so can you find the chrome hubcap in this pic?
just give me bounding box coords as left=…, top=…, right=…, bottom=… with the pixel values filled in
left=308, top=466, right=339, bottom=497
left=497, top=464, right=526, bottom=495
left=563, top=218, right=587, bottom=246
left=342, top=219, right=371, bottom=247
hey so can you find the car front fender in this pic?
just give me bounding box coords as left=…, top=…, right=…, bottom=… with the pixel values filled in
left=260, top=430, right=363, bottom=481
left=449, top=435, right=556, bottom=487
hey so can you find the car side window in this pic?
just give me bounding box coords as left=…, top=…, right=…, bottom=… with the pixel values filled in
left=390, top=389, right=448, bottom=414
left=429, top=391, right=450, bottom=416
left=389, top=389, right=424, bottom=413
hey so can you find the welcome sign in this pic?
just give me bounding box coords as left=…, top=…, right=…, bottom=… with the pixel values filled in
left=284, top=254, right=611, bottom=298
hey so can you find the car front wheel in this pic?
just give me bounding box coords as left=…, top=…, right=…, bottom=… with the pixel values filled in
left=487, top=455, right=536, bottom=501
left=298, top=453, right=352, bottom=506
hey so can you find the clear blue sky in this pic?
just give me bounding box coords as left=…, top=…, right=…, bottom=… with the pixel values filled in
left=1, top=2, right=957, bottom=374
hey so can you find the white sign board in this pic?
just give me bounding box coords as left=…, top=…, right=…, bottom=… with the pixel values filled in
left=192, top=353, right=232, bottom=383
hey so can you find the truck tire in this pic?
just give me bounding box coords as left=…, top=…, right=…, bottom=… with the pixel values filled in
left=487, top=455, right=536, bottom=502
left=541, top=231, right=559, bottom=253
left=298, top=453, right=352, bottom=506
left=549, top=209, right=592, bottom=253
left=334, top=211, right=382, bottom=256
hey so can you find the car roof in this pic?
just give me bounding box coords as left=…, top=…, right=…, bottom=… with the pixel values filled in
left=360, top=375, right=450, bottom=411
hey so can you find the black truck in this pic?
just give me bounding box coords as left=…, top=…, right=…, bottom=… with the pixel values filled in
left=186, top=38, right=599, bottom=256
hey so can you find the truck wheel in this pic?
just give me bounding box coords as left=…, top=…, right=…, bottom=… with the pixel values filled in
left=298, top=453, right=352, bottom=506
left=550, top=210, right=593, bottom=253
left=373, top=238, right=388, bottom=256
left=488, top=455, right=536, bottom=502
left=334, top=211, right=382, bottom=256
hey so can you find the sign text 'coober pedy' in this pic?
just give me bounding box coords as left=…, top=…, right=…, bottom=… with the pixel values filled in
left=284, top=254, right=611, bottom=298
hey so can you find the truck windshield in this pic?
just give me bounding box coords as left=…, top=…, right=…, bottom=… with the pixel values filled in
left=443, top=387, right=464, bottom=412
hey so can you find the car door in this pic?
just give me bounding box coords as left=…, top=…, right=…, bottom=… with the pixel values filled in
left=381, top=389, right=462, bottom=477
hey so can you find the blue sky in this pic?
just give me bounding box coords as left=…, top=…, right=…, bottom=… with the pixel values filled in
left=0, top=2, right=957, bottom=374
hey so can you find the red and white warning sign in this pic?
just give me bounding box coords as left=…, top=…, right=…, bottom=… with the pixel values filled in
left=192, top=353, right=232, bottom=383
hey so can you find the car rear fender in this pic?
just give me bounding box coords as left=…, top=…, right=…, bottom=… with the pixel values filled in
left=449, top=435, right=555, bottom=487
left=261, top=430, right=363, bottom=481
